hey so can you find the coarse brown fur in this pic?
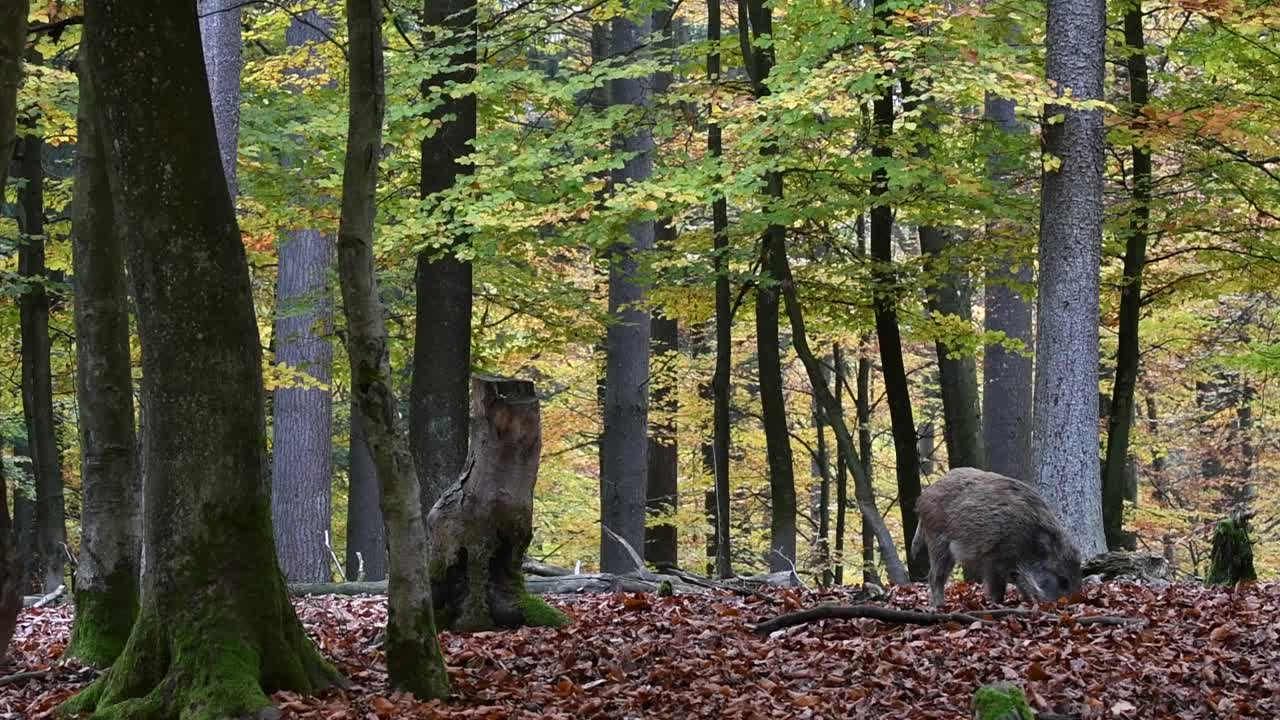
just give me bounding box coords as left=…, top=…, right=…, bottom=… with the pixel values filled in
left=912, top=467, right=1082, bottom=606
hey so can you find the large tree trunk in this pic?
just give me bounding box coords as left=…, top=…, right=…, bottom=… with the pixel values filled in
left=600, top=8, right=655, bottom=574
left=64, top=58, right=141, bottom=668
left=17, top=128, right=66, bottom=595
left=411, top=0, right=476, bottom=511
left=870, top=0, right=923, bottom=579
left=0, top=0, right=28, bottom=658
left=346, top=407, right=386, bottom=581
left=981, top=92, right=1034, bottom=483
left=271, top=14, right=336, bottom=585
left=65, top=3, right=340, bottom=716
left=1033, top=0, right=1108, bottom=558
left=336, top=0, right=448, bottom=698
left=920, top=228, right=984, bottom=470
left=197, top=0, right=240, bottom=197
left=707, top=0, right=733, bottom=580
left=426, top=377, right=568, bottom=631
left=1101, top=1, right=1151, bottom=551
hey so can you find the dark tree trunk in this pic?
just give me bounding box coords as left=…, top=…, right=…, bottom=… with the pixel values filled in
left=600, top=8, right=655, bottom=574
left=412, top=0, right=476, bottom=511
left=1102, top=1, right=1151, bottom=551
left=65, top=3, right=341, bottom=715
left=336, top=0, right=449, bottom=698
left=708, top=0, right=733, bottom=580
left=346, top=407, right=386, bottom=582
left=11, top=436, right=36, bottom=590
left=1033, top=0, right=1108, bottom=557
left=741, top=0, right=797, bottom=574
left=272, top=14, right=336, bottom=585
left=981, top=89, right=1034, bottom=483
left=813, top=360, right=831, bottom=585
left=832, top=344, right=847, bottom=585
left=870, top=0, right=923, bottom=579
left=644, top=4, right=679, bottom=569
left=17, top=129, right=66, bottom=595
left=856, top=346, right=878, bottom=585
left=426, top=377, right=568, bottom=631
left=65, top=58, right=141, bottom=668
left=920, top=228, right=984, bottom=470
left=0, top=435, right=19, bottom=658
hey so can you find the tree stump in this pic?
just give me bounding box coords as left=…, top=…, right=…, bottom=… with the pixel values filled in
left=1207, top=513, right=1256, bottom=586
left=426, top=376, right=568, bottom=631
left=972, top=683, right=1035, bottom=720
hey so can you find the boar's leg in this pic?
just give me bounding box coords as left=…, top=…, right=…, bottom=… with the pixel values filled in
left=982, top=569, right=1008, bottom=604
left=926, top=537, right=956, bottom=607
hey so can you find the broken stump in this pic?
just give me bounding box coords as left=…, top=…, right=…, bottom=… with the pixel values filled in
left=1207, top=512, right=1256, bottom=586
left=426, top=375, right=568, bottom=631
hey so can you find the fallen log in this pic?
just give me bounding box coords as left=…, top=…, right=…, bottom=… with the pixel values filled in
left=286, top=572, right=714, bottom=598
left=752, top=602, right=1146, bottom=636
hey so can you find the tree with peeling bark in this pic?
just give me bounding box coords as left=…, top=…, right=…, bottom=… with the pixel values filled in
left=0, top=0, right=29, bottom=657
left=336, top=0, right=449, bottom=698
left=1033, top=0, right=1108, bottom=558
left=63, top=2, right=341, bottom=716
left=427, top=376, right=568, bottom=630
left=64, top=56, right=140, bottom=668
left=413, top=0, right=477, bottom=512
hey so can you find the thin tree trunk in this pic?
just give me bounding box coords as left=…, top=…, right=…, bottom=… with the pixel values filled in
left=981, top=87, right=1033, bottom=482
left=346, top=406, right=386, bottom=582
left=741, top=0, right=797, bottom=574
left=17, top=129, right=66, bottom=595
left=64, top=57, right=140, bottom=668
left=600, top=7, right=655, bottom=574
left=0, top=434, right=18, bottom=656
left=870, top=0, right=924, bottom=579
left=336, top=0, right=449, bottom=698
left=412, top=0, right=476, bottom=511
left=832, top=344, right=847, bottom=585
left=644, top=3, right=679, bottom=569
left=1033, top=0, right=1108, bottom=557
left=272, top=14, right=336, bottom=585
left=708, top=0, right=733, bottom=580
left=855, top=344, right=878, bottom=585
left=1102, top=0, right=1151, bottom=551
left=65, top=3, right=340, bottom=714
left=198, top=0, right=241, bottom=197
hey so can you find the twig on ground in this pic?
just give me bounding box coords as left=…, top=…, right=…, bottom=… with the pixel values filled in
left=0, top=670, right=51, bottom=687
left=31, top=585, right=65, bottom=609
left=752, top=602, right=1147, bottom=636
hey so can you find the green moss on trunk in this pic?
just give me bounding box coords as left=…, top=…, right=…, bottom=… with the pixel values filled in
left=64, top=573, right=139, bottom=667
left=1207, top=517, right=1256, bottom=586
left=384, top=606, right=450, bottom=700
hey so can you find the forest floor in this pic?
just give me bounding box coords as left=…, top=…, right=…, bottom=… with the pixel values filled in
left=2, top=581, right=1277, bottom=719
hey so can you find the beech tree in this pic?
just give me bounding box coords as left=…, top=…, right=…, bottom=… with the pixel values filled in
left=64, top=2, right=340, bottom=715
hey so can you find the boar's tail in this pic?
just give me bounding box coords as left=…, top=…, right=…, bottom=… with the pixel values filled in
left=910, top=524, right=925, bottom=562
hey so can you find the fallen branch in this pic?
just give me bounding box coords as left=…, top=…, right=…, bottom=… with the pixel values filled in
left=22, top=584, right=66, bottom=608
left=602, top=526, right=656, bottom=580
left=0, top=669, right=50, bottom=687
left=657, top=565, right=782, bottom=604
left=286, top=571, right=720, bottom=598
left=752, top=602, right=1147, bottom=636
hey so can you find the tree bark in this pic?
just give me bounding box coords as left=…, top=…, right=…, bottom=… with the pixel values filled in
left=426, top=377, right=568, bottom=631
left=346, top=406, right=386, bottom=582
left=814, top=360, right=831, bottom=585
left=64, top=3, right=341, bottom=716
left=644, top=5, right=679, bottom=568
left=1102, top=0, right=1151, bottom=551
left=64, top=57, right=141, bottom=668
left=197, top=0, right=241, bottom=198
left=981, top=94, right=1034, bottom=483
left=707, top=0, right=733, bottom=581
left=270, top=13, right=336, bottom=585
left=412, top=0, right=476, bottom=511
left=741, top=0, right=797, bottom=574
left=1033, top=0, right=1108, bottom=557
left=855, top=344, right=879, bottom=585
left=833, top=344, right=847, bottom=585
left=600, top=8, right=655, bottom=574
left=17, top=127, right=66, bottom=595
left=335, top=0, right=449, bottom=698
left=0, top=435, right=18, bottom=659
left=870, top=0, right=924, bottom=579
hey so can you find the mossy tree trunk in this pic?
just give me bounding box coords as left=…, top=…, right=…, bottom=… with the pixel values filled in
left=1207, top=514, right=1256, bottom=586
left=64, top=56, right=140, bottom=668
left=0, top=0, right=29, bottom=660
left=65, top=3, right=342, bottom=717
left=427, top=376, right=568, bottom=631
left=337, top=0, right=449, bottom=699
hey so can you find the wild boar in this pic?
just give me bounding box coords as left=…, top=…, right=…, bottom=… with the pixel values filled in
left=911, top=467, right=1082, bottom=607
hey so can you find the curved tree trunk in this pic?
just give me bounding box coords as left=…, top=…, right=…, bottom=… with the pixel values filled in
left=412, top=0, right=476, bottom=511
left=1033, top=0, right=1107, bottom=558
left=1101, top=1, right=1151, bottom=551
left=197, top=0, right=240, bottom=198
left=17, top=124, right=66, bottom=595
left=64, top=58, right=140, bottom=668
left=65, top=3, right=340, bottom=716
left=346, top=407, right=386, bottom=582
left=427, top=377, right=568, bottom=631
left=600, top=8, right=655, bottom=574
left=336, top=0, right=449, bottom=698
